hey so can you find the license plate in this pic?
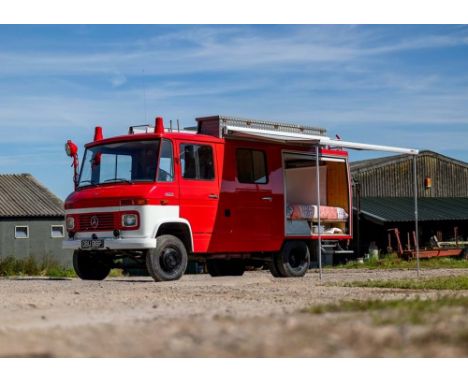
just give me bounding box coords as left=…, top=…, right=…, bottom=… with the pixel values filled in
left=81, top=239, right=104, bottom=249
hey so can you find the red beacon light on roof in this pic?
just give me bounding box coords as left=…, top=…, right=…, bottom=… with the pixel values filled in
left=155, top=116, right=165, bottom=134
left=94, top=126, right=104, bottom=141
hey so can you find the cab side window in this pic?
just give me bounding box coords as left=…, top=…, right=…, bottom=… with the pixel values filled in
left=157, top=139, right=174, bottom=182
left=180, top=144, right=215, bottom=180
left=236, top=148, right=268, bottom=184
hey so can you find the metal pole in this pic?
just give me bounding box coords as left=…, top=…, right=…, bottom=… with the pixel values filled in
left=413, top=156, right=420, bottom=277
left=316, top=145, right=322, bottom=282
left=355, top=180, right=361, bottom=258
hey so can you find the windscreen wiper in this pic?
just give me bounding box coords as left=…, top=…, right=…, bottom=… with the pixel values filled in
left=102, top=178, right=134, bottom=184
left=78, top=180, right=96, bottom=187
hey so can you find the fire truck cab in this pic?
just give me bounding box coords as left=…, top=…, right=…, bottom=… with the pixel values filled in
left=63, top=115, right=414, bottom=282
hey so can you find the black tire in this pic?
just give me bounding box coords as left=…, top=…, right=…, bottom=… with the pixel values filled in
left=274, top=241, right=310, bottom=277
left=269, top=256, right=284, bottom=278
left=206, top=259, right=245, bottom=277
left=146, top=235, right=188, bottom=282
left=73, top=250, right=111, bottom=281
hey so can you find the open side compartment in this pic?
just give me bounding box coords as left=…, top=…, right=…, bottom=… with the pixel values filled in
left=283, top=151, right=350, bottom=237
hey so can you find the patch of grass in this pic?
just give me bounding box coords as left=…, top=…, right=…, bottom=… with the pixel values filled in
left=0, top=256, right=75, bottom=278
left=343, top=275, right=468, bottom=290
left=333, top=253, right=468, bottom=270
left=305, top=296, right=468, bottom=325
left=0, top=256, right=129, bottom=278
left=109, top=268, right=124, bottom=277
left=45, top=267, right=76, bottom=278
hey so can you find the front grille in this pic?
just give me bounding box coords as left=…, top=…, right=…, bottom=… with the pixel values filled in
left=78, top=212, right=115, bottom=231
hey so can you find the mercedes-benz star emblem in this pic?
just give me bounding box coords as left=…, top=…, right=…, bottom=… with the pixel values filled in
left=90, top=216, right=99, bottom=229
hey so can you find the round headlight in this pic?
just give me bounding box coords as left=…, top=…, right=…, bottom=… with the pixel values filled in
left=122, top=214, right=138, bottom=227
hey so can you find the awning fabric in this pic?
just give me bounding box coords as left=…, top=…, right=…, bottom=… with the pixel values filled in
left=225, top=125, right=419, bottom=155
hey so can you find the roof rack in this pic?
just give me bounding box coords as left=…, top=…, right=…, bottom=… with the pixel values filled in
left=196, top=115, right=327, bottom=138
left=128, top=124, right=152, bottom=134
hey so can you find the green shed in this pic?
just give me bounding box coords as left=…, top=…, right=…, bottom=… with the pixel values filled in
left=0, top=174, right=72, bottom=267
left=351, top=151, right=468, bottom=255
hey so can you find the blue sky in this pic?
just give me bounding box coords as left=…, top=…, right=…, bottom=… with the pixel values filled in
left=0, top=25, right=467, bottom=199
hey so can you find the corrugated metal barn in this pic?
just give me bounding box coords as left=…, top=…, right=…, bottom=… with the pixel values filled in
left=351, top=151, right=468, bottom=255
left=0, top=174, right=72, bottom=266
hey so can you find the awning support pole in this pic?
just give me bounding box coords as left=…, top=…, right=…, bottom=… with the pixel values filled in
left=413, top=156, right=420, bottom=277
left=316, top=145, right=322, bottom=282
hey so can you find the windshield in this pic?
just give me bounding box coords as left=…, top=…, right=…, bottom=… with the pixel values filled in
left=78, top=140, right=160, bottom=187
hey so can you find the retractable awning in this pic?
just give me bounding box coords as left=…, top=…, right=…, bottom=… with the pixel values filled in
left=225, top=125, right=419, bottom=155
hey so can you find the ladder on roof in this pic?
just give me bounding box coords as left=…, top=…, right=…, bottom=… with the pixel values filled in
left=196, top=115, right=327, bottom=138
left=219, top=116, right=327, bottom=136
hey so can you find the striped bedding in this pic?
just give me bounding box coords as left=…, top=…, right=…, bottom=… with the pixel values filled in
left=286, top=204, right=349, bottom=221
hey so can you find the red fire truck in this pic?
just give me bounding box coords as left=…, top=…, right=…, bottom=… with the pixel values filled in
left=63, top=115, right=418, bottom=281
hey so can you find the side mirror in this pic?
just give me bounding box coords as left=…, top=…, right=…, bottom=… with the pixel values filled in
left=65, top=140, right=78, bottom=157
left=65, top=140, right=79, bottom=190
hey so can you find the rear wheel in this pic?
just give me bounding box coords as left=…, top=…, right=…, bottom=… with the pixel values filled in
left=73, top=250, right=111, bottom=280
left=274, top=241, right=310, bottom=277
left=206, top=259, right=245, bottom=277
left=146, top=235, right=188, bottom=282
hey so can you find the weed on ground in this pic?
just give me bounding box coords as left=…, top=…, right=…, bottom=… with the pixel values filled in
left=334, top=254, right=468, bottom=270
left=305, top=296, right=468, bottom=325
left=342, top=275, right=468, bottom=290
left=0, top=256, right=75, bottom=278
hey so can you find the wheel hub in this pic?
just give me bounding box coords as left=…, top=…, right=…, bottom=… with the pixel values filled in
left=288, top=249, right=304, bottom=268
left=161, top=248, right=180, bottom=272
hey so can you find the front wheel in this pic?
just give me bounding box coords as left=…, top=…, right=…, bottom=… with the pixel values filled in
left=146, top=235, right=188, bottom=282
left=73, top=250, right=111, bottom=280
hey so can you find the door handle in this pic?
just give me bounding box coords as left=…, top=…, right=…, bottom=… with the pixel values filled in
left=261, top=196, right=273, bottom=201
left=208, top=194, right=219, bottom=199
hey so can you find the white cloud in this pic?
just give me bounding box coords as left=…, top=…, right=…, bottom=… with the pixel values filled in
left=110, top=71, right=127, bottom=87
left=0, top=26, right=465, bottom=78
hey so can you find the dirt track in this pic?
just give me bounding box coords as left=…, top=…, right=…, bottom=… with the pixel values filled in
left=1, top=268, right=468, bottom=357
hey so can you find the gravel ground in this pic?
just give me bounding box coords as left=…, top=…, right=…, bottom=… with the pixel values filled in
left=1, top=268, right=468, bottom=357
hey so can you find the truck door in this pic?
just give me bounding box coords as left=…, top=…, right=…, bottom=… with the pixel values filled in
left=231, top=146, right=275, bottom=252
left=154, top=138, right=178, bottom=206
left=177, top=142, right=219, bottom=253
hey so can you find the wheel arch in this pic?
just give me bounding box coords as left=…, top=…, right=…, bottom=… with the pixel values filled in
left=155, top=220, right=194, bottom=253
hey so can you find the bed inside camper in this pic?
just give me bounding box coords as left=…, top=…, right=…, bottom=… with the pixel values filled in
left=283, top=152, right=350, bottom=237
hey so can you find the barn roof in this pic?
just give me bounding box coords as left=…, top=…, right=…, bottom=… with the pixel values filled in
left=0, top=174, right=64, bottom=218
left=357, top=197, right=468, bottom=224
left=351, top=150, right=468, bottom=173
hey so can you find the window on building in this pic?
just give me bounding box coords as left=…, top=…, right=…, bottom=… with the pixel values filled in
left=157, top=139, right=174, bottom=182
left=15, top=226, right=29, bottom=239
left=236, top=149, right=268, bottom=184
left=51, top=225, right=65, bottom=238
left=180, top=144, right=215, bottom=180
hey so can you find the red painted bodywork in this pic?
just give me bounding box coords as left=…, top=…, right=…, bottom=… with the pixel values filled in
left=65, top=129, right=353, bottom=255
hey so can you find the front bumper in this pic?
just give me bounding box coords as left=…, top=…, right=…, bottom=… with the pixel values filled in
left=63, top=237, right=157, bottom=251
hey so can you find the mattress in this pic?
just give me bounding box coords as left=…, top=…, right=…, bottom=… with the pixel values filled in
left=286, top=204, right=349, bottom=221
